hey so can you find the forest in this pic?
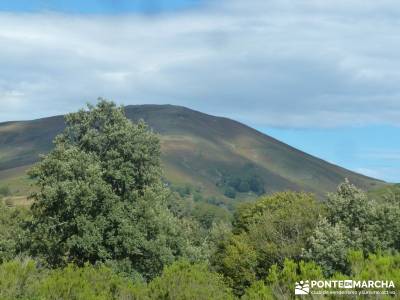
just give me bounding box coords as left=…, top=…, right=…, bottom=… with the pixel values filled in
left=0, top=101, right=399, bottom=299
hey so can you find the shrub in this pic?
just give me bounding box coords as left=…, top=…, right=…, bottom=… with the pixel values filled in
left=147, top=260, right=234, bottom=300
left=213, top=192, right=322, bottom=295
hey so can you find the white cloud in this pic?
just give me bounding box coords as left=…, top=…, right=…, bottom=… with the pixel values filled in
left=1, top=1, right=400, bottom=127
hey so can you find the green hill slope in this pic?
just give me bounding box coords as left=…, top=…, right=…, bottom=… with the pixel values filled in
left=0, top=105, right=383, bottom=201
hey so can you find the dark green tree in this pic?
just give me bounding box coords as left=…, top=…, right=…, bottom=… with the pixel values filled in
left=27, top=100, right=198, bottom=279
left=213, top=192, right=322, bottom=295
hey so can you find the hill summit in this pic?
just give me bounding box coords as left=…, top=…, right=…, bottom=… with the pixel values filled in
left=0, top=104, right=382, bottom=201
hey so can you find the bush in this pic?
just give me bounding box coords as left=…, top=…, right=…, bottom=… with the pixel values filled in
left=242, top=281, right=273, bottom=300
left=0, top=259, right=42, bottom=300
left=213, top=192, right=322, bottom=295
left=265, top=259, right=324, bottom=298
left=0, top=202, right=29, bottom=263
left=36, top=263, right=142, bottom=300
left=0, top=259, right=145, bottom=300
left=147, top=260, right=234, bottom=300
left=0, top=186, right=10, bottom=196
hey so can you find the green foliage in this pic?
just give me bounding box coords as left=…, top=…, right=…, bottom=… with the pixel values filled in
left=345, top=250, right=400, bottom=290
left=170, top=183, right=192, bottom=198
left=0, top=258, right=145, bottom=300
left=147, top=260, right=234, bottom=300
left=1, top=103, right=399, bottom=298
left=326, top=179, right=374, bottom=233
left=0, top=259, right=236, bottom=300
left=168, top=184, right=232, bottom=225
left=0, top=258, right=41, bottom=300
left=258, top=251, right=400, bottom=299
left=191, top=201, right=232, bottom=229
left=2, top=251, right=398, bottom=300
left=265, top=259, right=324, bottom=298
left=0, top=185, right=11, bottom=196
left=330, top=251, right=400, bottom=299
left=218, top=165, right=265, bottom=196
left=373, top=190, right=400, bottom=251
left=306, top=179, right=400, bottom=275
left=0, top=202, right=29, bottom=263
left=36, top=263, right=142, bottom=300
left=26, top=100, right=201, bottom=279
left=216, top=234, right=258, bottom=295
left=0, top=178, right=399, bottom=298
left=206, top=195, right=229, bottom=207
left=368, top=183, right=400, bottom=203
left=224, top=186, right=237, bottom=199
left=242, top=280, right=273, bottom=300
left=205, top=221, right=233, bottom=262
left=305, top=218, right=350, bottom=275
left=213, top=192, right=322, bottom=295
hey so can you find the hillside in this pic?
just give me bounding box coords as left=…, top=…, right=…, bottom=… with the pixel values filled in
left=0, top=104, right=383, bottom=201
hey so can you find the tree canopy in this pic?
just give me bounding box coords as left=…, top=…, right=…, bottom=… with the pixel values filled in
left=27, top=100, right=200, bottom=279
left=212, top=191, right=323, bottom=295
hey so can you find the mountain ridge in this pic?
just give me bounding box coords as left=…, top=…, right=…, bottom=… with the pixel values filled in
left=0, top=104, right=383, bottom=200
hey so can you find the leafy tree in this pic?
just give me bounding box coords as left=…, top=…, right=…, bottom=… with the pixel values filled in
left=191, top=202, right=231, bottom=229
left=304, top=218, right=351, bottom=275
left=214, top=234, right=258, bottom=295
left=213, top=192, right=322, bottom=295
left=26, top=100, right=200, bottom=279
left=326, top=179, right=374, bottom=236
left=0, top=202, right=29, bottom=263
left=306, top=180, right=400, bottom=275
left=146, top=260, right=234, bottom=300
left=206, top=221, right=233, bottom=262
left=372, top=190, right=400, bottom=251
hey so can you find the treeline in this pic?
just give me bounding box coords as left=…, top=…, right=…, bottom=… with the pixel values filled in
left=0, top=101, right=399, bottom=299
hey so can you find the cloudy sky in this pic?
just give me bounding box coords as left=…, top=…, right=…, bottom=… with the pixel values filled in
left=0, top=0, right=399, bottom=182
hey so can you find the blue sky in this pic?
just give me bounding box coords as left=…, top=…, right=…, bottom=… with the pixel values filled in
left=0, top=0, right=201, bottom=14
left=0, top=0, right=399, bottom=182
left=258, top=125, right=400, bottom=183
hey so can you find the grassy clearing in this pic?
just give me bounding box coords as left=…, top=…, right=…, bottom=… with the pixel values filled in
left=2, top=195, right=32, bottom=207
left=0, top=165, right=34, bottom=197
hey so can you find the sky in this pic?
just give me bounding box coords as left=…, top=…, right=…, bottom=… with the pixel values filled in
left=0, top=0, right=399, bottom=182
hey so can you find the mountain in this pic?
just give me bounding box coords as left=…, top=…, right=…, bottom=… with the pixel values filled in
left=0, top=105, right=383, bottom=202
